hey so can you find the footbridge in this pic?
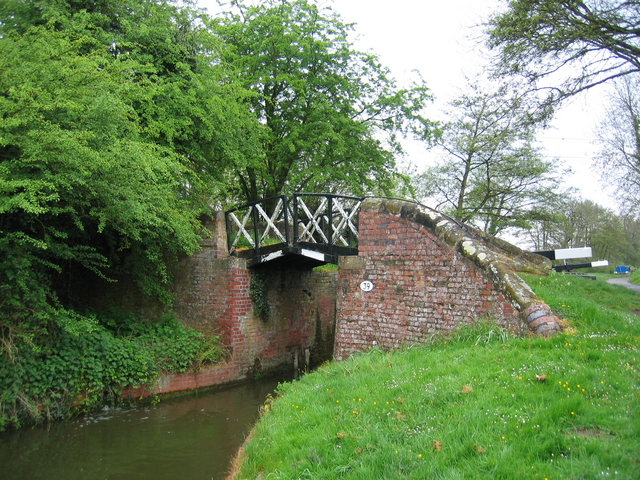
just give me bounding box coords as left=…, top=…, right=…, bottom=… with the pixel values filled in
left=225, top=193, right=363, bottom=267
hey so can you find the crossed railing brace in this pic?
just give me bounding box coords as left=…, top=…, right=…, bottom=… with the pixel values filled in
left=225, top=193, right=363, bottom=266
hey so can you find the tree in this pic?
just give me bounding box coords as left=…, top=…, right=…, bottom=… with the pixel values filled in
left=595, top=75, right=640, bottom=213
left=210, top=0, right=437, bottom=201
left=0, top=0, right=262, bottom=337
left=0, top=0, right=261, bottom=204
left=486, top=0, right=640, bottom=110
left=414, top=82, right=563, bottom=236
left=0, top=23, right=205, bottom=309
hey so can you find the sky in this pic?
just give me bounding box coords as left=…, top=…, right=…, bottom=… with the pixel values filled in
left=197, top=0, right=615, bottom=210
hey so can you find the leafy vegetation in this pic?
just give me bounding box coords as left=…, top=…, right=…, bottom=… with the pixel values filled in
left=232, top=273, right=640, bottom=479
left=211, top=0, right=438, bottom=201
left=250, top=270, right=271, bottom=321
left=0, top=310, right=224, bottom=431
left=414, top=81, right=563, bottom=235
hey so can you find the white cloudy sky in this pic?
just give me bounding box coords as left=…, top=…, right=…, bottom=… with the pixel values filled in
left=197, top=0, right=614, bottom=209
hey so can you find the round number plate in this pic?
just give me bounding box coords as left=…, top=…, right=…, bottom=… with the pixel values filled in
left=360, top=281, right=374, bottom=292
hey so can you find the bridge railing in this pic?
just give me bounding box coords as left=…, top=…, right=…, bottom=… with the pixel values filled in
left=225, top=195, right=291, bottom=255
left=293, top=193, right=362, bottom=254
left=225, top=193, right=363, bottom=264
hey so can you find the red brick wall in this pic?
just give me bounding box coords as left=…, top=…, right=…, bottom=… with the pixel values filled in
left=79, top=212, right=338, bottom=397
left=121, top=267, right=338, bottom=399
left=334, top=208, right=522, bottom=360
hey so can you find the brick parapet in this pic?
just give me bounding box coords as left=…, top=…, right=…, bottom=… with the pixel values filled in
left=334, top=198, right=558, bottom=360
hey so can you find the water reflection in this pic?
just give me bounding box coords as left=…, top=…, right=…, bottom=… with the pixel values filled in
left=0, top=376, right=288, bottom=480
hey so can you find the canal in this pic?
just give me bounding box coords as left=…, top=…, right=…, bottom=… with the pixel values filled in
left=0, top=376, right=288, bottom=480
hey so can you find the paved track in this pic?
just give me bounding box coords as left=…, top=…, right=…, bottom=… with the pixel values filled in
left=606, top=276, right=640, bottom=293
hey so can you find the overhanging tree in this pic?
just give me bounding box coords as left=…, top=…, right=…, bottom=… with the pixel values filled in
left=0, top=0, right=261, bottom=204
left=0, top=24, right=204, bottom=310
left=0, top=0, right=257, bottom=330
left=486, top=0, right=640, bottom=111
left=211, top=0, right=438, bottom=201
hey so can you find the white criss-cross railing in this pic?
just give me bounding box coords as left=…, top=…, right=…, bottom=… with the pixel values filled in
left=225, top=193, right=363, bottom=265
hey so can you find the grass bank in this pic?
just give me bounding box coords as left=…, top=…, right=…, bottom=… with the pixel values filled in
left=232, top=273, right=640, bottom=479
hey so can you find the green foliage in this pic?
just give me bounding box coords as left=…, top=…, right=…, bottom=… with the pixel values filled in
left=313, top=263, right=339, bottom=272
left=211, top=0, right=438, bottom=202
left=234, top=274, right=640, bottom=479
left=0, top=2, right=250, bottom=430
left=0, top=5, right=211, bottom=310
left=0, top=309, right=224, bottom=431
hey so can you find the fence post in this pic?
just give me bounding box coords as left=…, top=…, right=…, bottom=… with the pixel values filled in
left=327, top=195, right=334, bottom=256
left=293, top=195, right=299, bottom=246
left=252, top=206, right=260, bottom=254
left=282, top=195, right=290, bottom=246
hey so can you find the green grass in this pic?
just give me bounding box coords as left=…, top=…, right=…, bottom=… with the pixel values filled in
left=313, top=263, right=339, bottom=272
left=234, top=273, right=640, bottom=479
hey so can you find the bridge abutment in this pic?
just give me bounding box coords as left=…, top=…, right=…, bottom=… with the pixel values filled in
left=334, top=201, right=520, bottom=360
left=333, top=198, right=559, bottom=360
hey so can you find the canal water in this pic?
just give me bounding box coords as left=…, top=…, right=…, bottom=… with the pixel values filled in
left=0, top=376, right=288, bottom=480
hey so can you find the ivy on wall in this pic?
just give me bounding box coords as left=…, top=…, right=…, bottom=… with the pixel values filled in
left=250, top=270, right=270, bottom=320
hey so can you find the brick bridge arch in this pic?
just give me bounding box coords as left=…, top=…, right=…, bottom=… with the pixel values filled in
left=84, top=197, right=560, bottom=395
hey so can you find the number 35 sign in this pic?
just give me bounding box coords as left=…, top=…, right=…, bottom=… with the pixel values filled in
left=359, top=281, right=374, bottom=292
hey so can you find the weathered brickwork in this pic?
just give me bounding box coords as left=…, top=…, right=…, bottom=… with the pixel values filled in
left=334, top=208, right=522, bottom=360
left=121, top=266, right=338, bottom=399
left=79, top=199, right=555, bottom=398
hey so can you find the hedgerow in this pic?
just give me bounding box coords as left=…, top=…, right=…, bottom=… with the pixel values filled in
left=0, top=308, right=224, bottom=431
